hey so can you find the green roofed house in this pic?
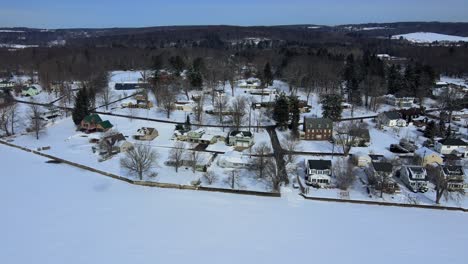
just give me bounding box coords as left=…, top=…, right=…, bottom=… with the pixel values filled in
left=80, top=114, right=113, bottom=133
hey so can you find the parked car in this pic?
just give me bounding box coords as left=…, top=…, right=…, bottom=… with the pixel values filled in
left=390, top=144, right=410, bottom=153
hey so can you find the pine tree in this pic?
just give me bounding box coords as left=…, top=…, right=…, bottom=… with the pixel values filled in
left=321, top=94, right=343, bottom=121
left=273, top=93, right=289, bottom=130
left=424, top=120, right=437, bottom=139
left=72, top=87, right=91, bottom=125
left=289, top=96, right=300, bottom=138
left=184, top=115, right=192, bottom=131
left=263, top=62, right=273, bottom=87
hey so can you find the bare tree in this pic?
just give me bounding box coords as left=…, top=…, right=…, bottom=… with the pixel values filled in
left=188, top=148, right=202, bottom=173
left=214, top=95, right=228, bottom=126
left=264, top=158, right=281, bottom=192
left=120, top=144, right=158, bottom=180
left=335, top=158, right=356, bottom=190
left=99, top=84, right=115, bottom=111
left=427, top=165, right=465, bottom=204
left=253, top=142, right=272, bottom=179
left=225, top=170, right=243, bottom=189
left=28, top=103, right=45, bottom=140
left=193, top=94, right=204, bottom=123
left=203, top=171, right=218, bottom=185
left=0, top=102, right=18, bottom=136
left=230, top=96, right=247, bottom=130
left=282, top=134, right=300, bottom=165
left=334, top=122, right=366, bottom=155
left=169, top=141, right=186, bottom=172
left=160, top=87, right=176, bottom=118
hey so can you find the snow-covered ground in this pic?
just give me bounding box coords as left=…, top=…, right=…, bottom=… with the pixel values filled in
left=1, top=144, right=467, bottom=264
left=7, top=114, right=273, bottom=191
left=392, top=32, right=468, bottom=43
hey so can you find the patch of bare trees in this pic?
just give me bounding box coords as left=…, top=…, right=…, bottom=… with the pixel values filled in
left=28, top=103, right=45, bottom=140
left=230, top=96, right=247, bottom=130
left=120, top=144, right=159, bottom=180
left=0, top=102, right=18, bottom=136
left=169, top=141, right=186, bottom=172
left=334, top=158, right=356, bottom=190
left=427, top=165, right=465, bottom=204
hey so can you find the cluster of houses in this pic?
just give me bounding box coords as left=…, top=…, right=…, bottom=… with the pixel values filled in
left=305, top=151, right=467, bottom=194
left=121, top=94, right=153, bottom=109
left=174, top=127, right=255, bottom=149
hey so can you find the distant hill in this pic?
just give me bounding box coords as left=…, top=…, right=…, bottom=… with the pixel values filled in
left=1, top=22, right=468, bottom=48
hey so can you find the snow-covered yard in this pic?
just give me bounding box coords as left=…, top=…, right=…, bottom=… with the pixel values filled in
left=1, top=144, right=467, bottom=264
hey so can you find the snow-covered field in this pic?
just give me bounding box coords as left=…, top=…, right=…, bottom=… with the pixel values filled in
left=392, top=32, right=468, bottom=43
left=1, top=144, right=467, bottom=264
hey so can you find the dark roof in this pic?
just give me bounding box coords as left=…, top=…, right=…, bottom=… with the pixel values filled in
left=383, top=111, right=401, bottom=120
left=405, top=166, right=427, bottom=181
left=304, top=118, right=333, bottom=130
left=349, top=128, right=370, bottom=139
left=372, top=162, right=393, bottom=173
left=229, top=130, right=253, bottom=138
left=115, top=83, right=140, bottom=90
left=99, top=120, right=113, bottom=129
left=103, top=133, right=125, bottom=142
left=438, top=138, right=467, bottom=146
left=307, top=160, right=332, bottom=170
left=369, top=154, right=384, bottom=161
left=83, top=114, right=102, bottom=124
left=442, top=165, right=465, bottom=177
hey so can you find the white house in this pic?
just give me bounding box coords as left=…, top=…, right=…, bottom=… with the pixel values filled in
left=385, top=95, right=414, bottom=108
left=400, top=165, right=428, bottom=193
left=434, top=138, right=468, bottom=157
left=228, top=131, right=254, bottom=148
left=238, top=78, right=261, bottom=89
left=217, top=151, right=250, bottom=169
left=305, top=159, right=332, bottom=187
left=439, top=165, right=467, bottom=191
left=377, top=111, right=402, bottom=127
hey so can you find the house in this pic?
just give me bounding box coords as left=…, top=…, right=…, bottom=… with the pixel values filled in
left=305, top=159, right=332, bottom=187
left=352, top=153, right=372, bottom=167
left=369, top=154, right=385, bottom=162
left=134, top=127, right=158, bottom=141
left=334, top=127, right=370, bottom=147
left=434, top=138, right=468, bottom=157
left=174, top=101, right=194, bottom=112
left=228, top=131, right=254, bottom=148
left=217, top=151, right=251, bottom=169
left=80, top=114, right=113, bottom=133
left=377, top=111, right=403, bottom=127
left=400, top=165, right=429, bottom=193
left=385, top=95, right=414, bottom=108
left=96, top=133, right=133, bottom=156
left=367, top=161, right=399, bottom=193
left=167, top=152, right=215, bottom=172
left=0, top=80, right=15, bottom=89
left=21, top=86, right=40, bottom=97
left=439, top=165, right=467, bottom=191
left=238, top=78, right=261, bottom=89
left=302, top=118, right=333, bottom=140
left=184, top=128, right=220, bottom=144
left=414, top=147, right=443, bottom=166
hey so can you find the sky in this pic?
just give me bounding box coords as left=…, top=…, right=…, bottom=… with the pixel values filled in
left=1, top=0, right=468, bottom=28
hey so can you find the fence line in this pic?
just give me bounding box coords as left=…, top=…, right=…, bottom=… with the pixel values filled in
left=1, top=140, right=466, bottom=212
left=300, top=194, right=468, bottom=213
left=0, top=140, right=279, bottom=198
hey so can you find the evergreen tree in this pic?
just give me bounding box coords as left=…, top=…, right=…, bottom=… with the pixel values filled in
left=387, top=65, right=401, bottom=94
left=72, top=87, right=91, bottom=125
left=273, top=93, right=290, bottom=130
left=184, top=115, right=192, bottom=131
left=169, top=55, right=185, bottom=75
left=321, top=94, right=343, bottom=120
left=289, top=96, right=300, bottom=138
left=438, top=119, right=446, bottom=137
left=263, top=62, right=273, bottom=87
left=424, top=120, right=437, bottom=139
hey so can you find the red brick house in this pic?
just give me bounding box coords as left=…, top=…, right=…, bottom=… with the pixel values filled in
left=302, top=117, right=333, bottom=140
